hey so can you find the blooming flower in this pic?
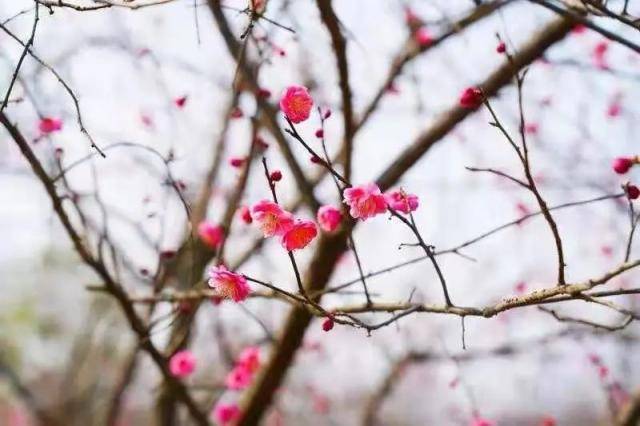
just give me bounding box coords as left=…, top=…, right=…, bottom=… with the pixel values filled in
left=343, top=183, right=387, bottom=220
left=208, top=265, right=250, bottom=302
left=169, top=350, right=196, bottom=378
left=251, top=200, right=294, bottom=237
left=384, top=190, right=419, bottom=214
left=279, top=85, right=313, bottom=123
left=197, top=221, right=224, bottom=249
left=317, top=205, right=342, bottom=232
left=613, top=157, right=634, bottom=174
left=213, top=403, right=241, bottom=425
left=413, top=27, right=432, bottom=47
left=281, top=220, right=318, bottom=251
left=459, top=87, right=483, bottom=109
left=225, top=365, right=253, bottom=390
left=237, top=346, right=261, bottom=374
left=38, top=117, right=63, bottom=134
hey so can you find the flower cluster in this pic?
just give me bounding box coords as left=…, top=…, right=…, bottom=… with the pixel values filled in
left=343, top=184, right=420, bottom=220
left=251, top=200, right=318, bottom=251
left=225, top=346, right=261, bottom=390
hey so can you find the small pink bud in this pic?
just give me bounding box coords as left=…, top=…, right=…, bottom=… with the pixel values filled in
left=239, top=206, right=253, bottom=224
left=459, top=87, right=483, bottom=109
left=496, top=41, right=506, bottom=53
left=323, top=109, right=332, bottom=119
left=160, top=250, right=176, bottom=260
left=310, top=155, right=322, bottom=164
left=627, top=184, right=639, bottom=199
left=413, top=27, right=433, bottom=47
left=270, top=170, right=282, bottom=182
left=255, top=136, right=269, bottom=149
left=174, top=96, right=188, bottom=108
left=613, top=157, right=634, bottom=174
left=315, top=129, right=324, bottom=138
left=230, top=157, right=246, bottom=168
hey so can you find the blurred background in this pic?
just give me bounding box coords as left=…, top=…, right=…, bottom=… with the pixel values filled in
left=2, top=0, right=640, bottom=425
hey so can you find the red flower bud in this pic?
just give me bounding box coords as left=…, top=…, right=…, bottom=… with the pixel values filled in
left=322, top=317, right=334, bottom=332
left=315, top=129, right=324, bottom=138
left=627, top=184, right=640, bottom=200
left=270, top=170, right=282, bottom=182
left=496, top=41, right=506, bottom=53
left=613, top=157, right=634, bottom=174
left=459, top=87, right=483, bottom=109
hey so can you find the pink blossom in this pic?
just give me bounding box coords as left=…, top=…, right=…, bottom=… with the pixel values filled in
left=251, top=200, right=294, bottom=237
left=208, top=265, right=250, bottom=302
left=169, top=350, right=196, bottom=378
left=414, top=27, right=433, bottom=47
left=281, top=220, right=318, bottom=251
left=38, top=117, right=63, bottom=134
left=459, top=87, right=483, bottom=109
left=384, top=190, right=419, bottom=214
left=593, top=40, right=609, bottom=69
left=343, top=183, right=387, bottom=220
left=317, top=205, right=342, bottom=232
left=279, top=85, right=313, bottom=123
left=607, top=102, right=622, bottom=118
left=470, top=417, right=495, bottom=426
left=237, top=346, right=261, bottom=373
left=213, top=403, right=241, bottom=425
left=197, top=221, right=224, bottom=249
left=225, top=365, right=253, bottom=390
left=540, top=416, right=557, bottom=426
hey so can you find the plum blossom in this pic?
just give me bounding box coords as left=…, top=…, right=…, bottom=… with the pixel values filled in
left=213, top=403, right=241, bottom=425
left=225, top=365, right=253, bottom=390
left=384, top=190, right=419, bottom=214
left=251, top=200, right=294, bottom=237
left=197, top=221, right=224, bottom=249
left=237, top=346, right=261, bottom=374
left=208, top=266, right=250, bottom=302
left=343, top=183, right=387, bottom=220
left=169, top=350, right=196, bottom=378
left=279, top=85, right=313, bottom=123
left=38, top=117, right=63, bottom=134
left=317, top=205, right=342, bottom=232
left=281, top=220, right=318, bottom=251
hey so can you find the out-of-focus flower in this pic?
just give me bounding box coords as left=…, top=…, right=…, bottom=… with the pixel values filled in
left=212, top=403, right=241, bottom=425
left=459, top=87, right=483, bottom=109
left=317, top=205, right=342, bottom=232
left=39, top=117, right=63, bottom=134
left=197, top=221, right=224, bottom=249
left=169, top=350, right=196, bottom=378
